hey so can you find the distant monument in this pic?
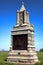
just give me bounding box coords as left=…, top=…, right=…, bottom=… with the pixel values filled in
left=7, top=2, right=39, bottom=65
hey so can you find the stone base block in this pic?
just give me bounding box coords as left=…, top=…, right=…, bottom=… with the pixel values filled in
left=7, top=50, right=38, bottom=65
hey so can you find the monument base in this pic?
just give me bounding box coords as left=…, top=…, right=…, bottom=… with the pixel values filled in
left=7, top=50, right=38, bottom=65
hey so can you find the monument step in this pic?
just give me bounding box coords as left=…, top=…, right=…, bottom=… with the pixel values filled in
left=7, top=58, right=36, bottom=65
left=9, top=52, right=36, bottom=55
left=7, top=56, right=35, bottom=59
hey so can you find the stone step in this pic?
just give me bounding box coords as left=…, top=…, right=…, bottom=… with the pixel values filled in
left=7, top=58, right=35, bottom=65
left=7, top=56, right=35, bottom=59
left=9, top=51, right=36, bottom=56
left=9, top=52, right=36, bottom=55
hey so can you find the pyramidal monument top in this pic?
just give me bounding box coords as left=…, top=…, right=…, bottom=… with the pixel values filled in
left=20, top=2, right=26, bottom=12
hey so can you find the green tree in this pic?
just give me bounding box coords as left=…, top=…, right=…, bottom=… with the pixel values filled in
left=39, top=48, right=43, bottom=52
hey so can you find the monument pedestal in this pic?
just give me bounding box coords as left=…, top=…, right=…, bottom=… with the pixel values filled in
left=7, top=24, right=38, bottom=64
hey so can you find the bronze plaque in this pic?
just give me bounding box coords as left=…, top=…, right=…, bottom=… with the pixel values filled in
left=12, top=34, right=27, bottom=50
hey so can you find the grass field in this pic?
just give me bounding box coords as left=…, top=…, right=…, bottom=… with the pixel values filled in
left=0, top=51, right=43, bottom=65
left=0, top=51, right=8, bottom=63
left=37, top=52, right=43, bottom=62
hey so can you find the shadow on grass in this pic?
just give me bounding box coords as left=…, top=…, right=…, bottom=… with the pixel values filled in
left=0, top=61, right=43, bottom=65
left=0, top=63, right=16, bottom=65
left=34, top=62, right=43, bottom=65
left=0, top=62, right=22, bottom=65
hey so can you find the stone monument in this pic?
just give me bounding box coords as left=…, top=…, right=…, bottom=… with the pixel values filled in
left=7, top=2, right=39, bottom=65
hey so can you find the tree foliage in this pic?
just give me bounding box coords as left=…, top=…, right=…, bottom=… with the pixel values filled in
left=39, top=48, right=43, bottom=52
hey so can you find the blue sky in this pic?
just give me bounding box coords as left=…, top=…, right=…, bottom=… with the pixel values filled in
left=0, top=0, right=43, bottom=51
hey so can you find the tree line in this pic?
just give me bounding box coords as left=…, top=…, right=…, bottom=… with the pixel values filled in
left=39, top=48, right=43, bottom=52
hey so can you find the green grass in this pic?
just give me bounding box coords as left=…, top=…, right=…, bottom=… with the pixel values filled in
left=0, top=51, right=43, bottom=65
left=0, top=51, right=8, bottom=63
left=37, top=52, right=43, bottom=62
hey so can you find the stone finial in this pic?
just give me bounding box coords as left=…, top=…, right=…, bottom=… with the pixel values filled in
left=20, top=2, right=26, bottom=11
left=22, top=2, right=24, bottom=5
